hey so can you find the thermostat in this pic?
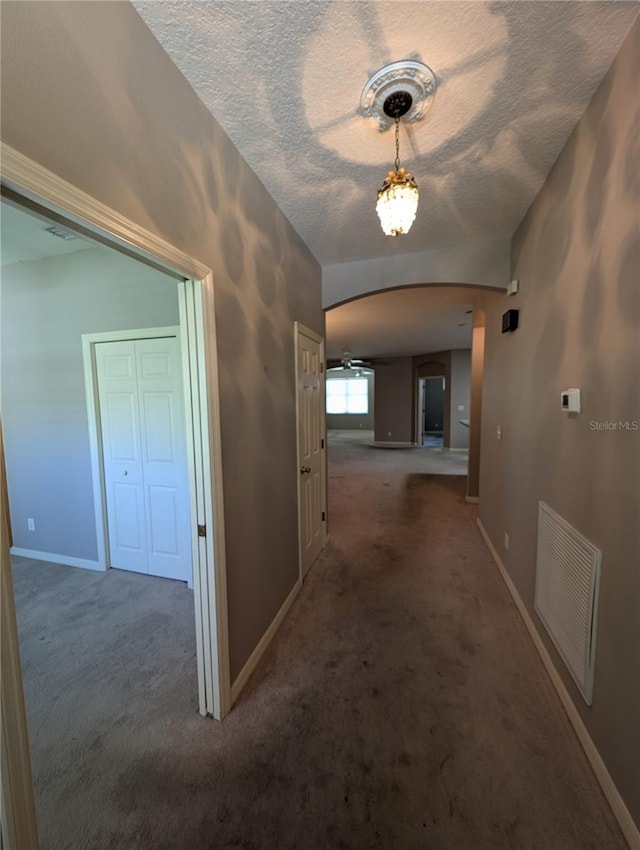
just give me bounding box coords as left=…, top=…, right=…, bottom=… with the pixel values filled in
left=561, top=388, right=581, bottom=413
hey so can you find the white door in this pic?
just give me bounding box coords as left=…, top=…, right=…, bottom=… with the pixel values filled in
left=95, top=336, right=191, bottom=582
left=296, top=327, right=324, bottom=577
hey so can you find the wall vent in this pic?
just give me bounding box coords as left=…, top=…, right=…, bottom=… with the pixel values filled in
left=44, top=224, right=76, bottom=240
left=534, top=501, right=601, bottom=705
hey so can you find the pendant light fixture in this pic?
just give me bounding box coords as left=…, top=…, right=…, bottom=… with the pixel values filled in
left=376, top=91, right=418, bottom=236
left=360, top=60, right=437, bottom=237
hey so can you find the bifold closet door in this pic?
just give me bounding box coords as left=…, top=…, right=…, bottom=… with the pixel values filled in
left=95, top=337, right=191, bottom=582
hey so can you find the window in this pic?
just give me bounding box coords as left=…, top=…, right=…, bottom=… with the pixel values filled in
left=326, top=378, right=368, bottom=414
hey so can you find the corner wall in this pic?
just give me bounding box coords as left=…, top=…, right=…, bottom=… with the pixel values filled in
left=479, top=19, right=640, bottom=831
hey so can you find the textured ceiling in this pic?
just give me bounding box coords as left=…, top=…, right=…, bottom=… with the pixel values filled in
left=133, top=0, right=638, bottom=266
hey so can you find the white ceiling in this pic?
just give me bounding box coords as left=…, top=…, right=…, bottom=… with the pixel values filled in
left=133, top=0, right=638, bottom=266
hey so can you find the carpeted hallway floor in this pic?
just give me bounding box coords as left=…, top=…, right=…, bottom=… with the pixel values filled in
left=12, top=431, right=626, bottom=849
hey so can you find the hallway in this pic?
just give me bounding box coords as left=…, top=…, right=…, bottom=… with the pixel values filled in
left=13, top=432, right=625, bottom=849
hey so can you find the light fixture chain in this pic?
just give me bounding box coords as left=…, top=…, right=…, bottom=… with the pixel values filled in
left=375, top=89, right=420, bottom=237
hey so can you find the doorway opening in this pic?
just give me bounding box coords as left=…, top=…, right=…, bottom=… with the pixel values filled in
left=418, top=376, right=445, bottom=448
left=1, top=148, right=230, bottom=727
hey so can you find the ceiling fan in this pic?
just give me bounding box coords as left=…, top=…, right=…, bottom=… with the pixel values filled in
left=327, top=351, right=375, bottom=373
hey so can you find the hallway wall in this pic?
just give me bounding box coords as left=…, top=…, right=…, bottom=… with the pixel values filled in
left=479, top=19, right=640, bottom=830
left=0, top=1, right=323, bottom=681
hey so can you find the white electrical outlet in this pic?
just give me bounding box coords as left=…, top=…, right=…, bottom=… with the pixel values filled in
left=458, top=404, right=464, bottom=411
left=504, top=532, right=509, bottom=550
left=27, top=518, right=35, bottom=531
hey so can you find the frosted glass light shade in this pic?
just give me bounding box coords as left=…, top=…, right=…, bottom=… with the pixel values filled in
left=376, top=168, right=419, bottom=236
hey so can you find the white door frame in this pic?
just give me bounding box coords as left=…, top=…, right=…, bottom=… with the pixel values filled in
left=1, top=424, right=40, bottom=850
left=0, top=145, right=231, bottom=834
left=82, top=326, right=191, bottom=581
left=294, top=322, right=328, bottom=580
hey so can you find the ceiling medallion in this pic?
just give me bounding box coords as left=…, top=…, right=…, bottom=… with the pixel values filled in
left=360, top=60, right=437, bottom=132
left=361, top=61, right=437, bottom=237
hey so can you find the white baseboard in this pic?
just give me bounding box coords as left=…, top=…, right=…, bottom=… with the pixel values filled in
left=476, top=518, right=640, bottom=850
left=465, top=494, right=479, bottom=503
left=10, top=547, right=103, bottom=572
left=372, top=441, right=415, bottom=448
left=230, top=577, right=301, bottom=705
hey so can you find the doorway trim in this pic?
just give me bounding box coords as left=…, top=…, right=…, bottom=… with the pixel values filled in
left=1, top=424, right=40, bottom=850
left=1, top=144, right=230, bottom=729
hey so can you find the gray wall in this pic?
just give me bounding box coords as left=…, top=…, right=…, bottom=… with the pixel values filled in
left=373, top=358, right=414, bottom=444
left=479, top=19, right=640, bottom=828
left=326, top=370, right=374, bottom=431
left=449, top=350, right=471, bottom=450
left=0, top=1, right=323, bottom=682
left=1, top=246, right=179, bottom=561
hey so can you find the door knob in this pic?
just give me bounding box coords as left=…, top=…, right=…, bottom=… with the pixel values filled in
left=300, top=466, right=311, bottom=474
left=123, top=470, right=128, bottom=476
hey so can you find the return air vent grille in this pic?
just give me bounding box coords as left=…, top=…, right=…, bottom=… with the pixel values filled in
left=534, top=501, right=601, bottom=705
left=44, top=224, right=76, bottom=240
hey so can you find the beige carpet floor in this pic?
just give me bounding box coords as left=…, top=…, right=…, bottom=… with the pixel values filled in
left=11, top=431, right=626, bottom=849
